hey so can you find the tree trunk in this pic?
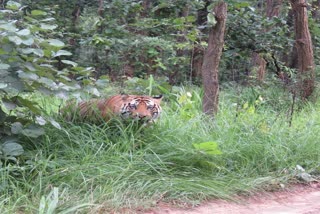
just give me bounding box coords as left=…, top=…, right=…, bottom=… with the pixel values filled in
left=266, top=0, right=283, bottom=18
left=289, top=0, right=315, bottom=99
left=202, top=2, right=227, bottom=115
left=71, top=1, right=83, bottom=25
left=252, top=52, right=267, bottom=82
left=191, top=45, right=204, bottom=82
left=98, top=0, right=104, bottom=17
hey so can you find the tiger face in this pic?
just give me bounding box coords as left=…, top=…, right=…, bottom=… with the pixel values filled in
left=119, top=95, right=163, bottom=122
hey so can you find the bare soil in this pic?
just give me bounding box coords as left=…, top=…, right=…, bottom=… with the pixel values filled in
left=145, top=183, right=320, bottom=214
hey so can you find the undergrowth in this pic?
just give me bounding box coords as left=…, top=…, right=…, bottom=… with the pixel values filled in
left=1, top=84, right=320, bottom=213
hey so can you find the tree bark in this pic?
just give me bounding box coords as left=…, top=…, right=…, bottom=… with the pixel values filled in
left=289, top=0, right=315, bottom=99
left=202, top=2, right=227, bottom=115
left=252, top=52, right=267, bottom=82
left=266, top=0, right=283, bottom=18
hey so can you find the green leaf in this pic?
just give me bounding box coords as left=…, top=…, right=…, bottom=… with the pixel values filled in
left=11, top=122, right=23, bottom=134
left=18, top=71, right=39, bottom=80
left=17, top=29, right=30, bottom=36
left=235, top=2, right=250, bottom=9
left=20, top=47, right=44, bottom=56
left=8, top=36, right=23, bottom=45
left=85, top=86, right=101, bottom=97
left=39, top=196, right=46, bottom=214
left=22, top=37, right=34, bottom=45
left=16, top=96, right=41, bottom=114
left=193, top=142, right=222, bottom=155
left=35, top=116, right=46, bottom=126
left=24, top=63, right=36, bottom=72
left=47, top=187, right=59, bottom=213
left=96, top=79, right=109, bottom=87
left=207, top=12, right=217, bottom=27
left=32, top=49, right=44, bottom=57
left=31, top=10, right=47, bottom=16
left=2, top=99, right=17, bottom=110
left=0, top=22, right=17, bottom=32
left=21, top=125, right=45, bottom=138
left=0, top=64, right=10, bottom=70
left=49, top=119, right=61, bottom=130
left=0, top=83, right=8, bottom=89
left=0, top=49, right=7, bottom=55
left=6, top=1, right=21, bottom=10
left=41, top=18, right=55, bottom=22
left=38, top=77, right=56, bottom=88
left=61, top=60, right=77, bottom=67
left=19, top=48, right=34, bottom=54
left=53, top=50, right=72, bottom=57
left=47, top=39, right=65, bottom=47
left=40, top=23, right=57, bottom=30
left=1, top=140, right=24, bottom=156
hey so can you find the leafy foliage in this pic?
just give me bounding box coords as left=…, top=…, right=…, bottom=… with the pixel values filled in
left=223, top=2, right=293, bottom=81
left=0, top=1, right=97, bottom=158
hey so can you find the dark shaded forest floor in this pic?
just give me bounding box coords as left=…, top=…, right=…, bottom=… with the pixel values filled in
left=144, top=183, right=320, bottom=214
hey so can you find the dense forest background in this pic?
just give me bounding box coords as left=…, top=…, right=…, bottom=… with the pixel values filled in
left=1, top=1, right=320, bottom=212
left=1, top=0, right=320, bottom=122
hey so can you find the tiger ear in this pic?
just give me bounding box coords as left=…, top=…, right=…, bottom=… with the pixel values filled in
left=121, top=94, right=130, bottom=101
left=152, top=95, right=163, bottom=104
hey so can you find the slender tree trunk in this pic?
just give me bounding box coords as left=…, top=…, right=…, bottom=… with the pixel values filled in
left=266, top=0, right=283, bottom=18
left=72, top=1, right=82, bottom=25
left=202, top=2, right=227, bottom=115
left=289, top=0, right=315, bottom=99
left=191, top=46, right=204, bottom=82
left=98, top=0, right=104, bottom=17
left=141, top=0, right=151, bottom=18
left=252, top=52, right=267, bottom=82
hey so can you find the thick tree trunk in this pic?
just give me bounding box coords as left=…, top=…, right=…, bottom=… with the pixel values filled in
left=289, top=0, right=315, bottom=99
left=202, top=2, right=227, bottom=115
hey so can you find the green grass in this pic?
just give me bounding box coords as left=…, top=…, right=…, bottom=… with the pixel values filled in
left=1, top=85, right=320, bottom=213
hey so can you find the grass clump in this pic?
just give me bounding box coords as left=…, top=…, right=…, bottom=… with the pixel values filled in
left=1, top=85, right=320, bottom=213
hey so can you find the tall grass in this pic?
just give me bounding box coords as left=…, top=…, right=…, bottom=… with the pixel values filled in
left=1, top=84, right=320, bottom=213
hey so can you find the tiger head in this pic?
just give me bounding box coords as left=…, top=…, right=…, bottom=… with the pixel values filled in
left=119, top=94, right=163, bottom=122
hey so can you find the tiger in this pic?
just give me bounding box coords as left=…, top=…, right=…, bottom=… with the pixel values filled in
left=61, top=94, right=163, bottom=123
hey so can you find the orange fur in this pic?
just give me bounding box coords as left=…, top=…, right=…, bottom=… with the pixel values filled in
left=61, top=94, right=163, bottom=123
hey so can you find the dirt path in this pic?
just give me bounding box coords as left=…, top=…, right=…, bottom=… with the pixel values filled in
left=146, top=183, right=320, bottom=214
